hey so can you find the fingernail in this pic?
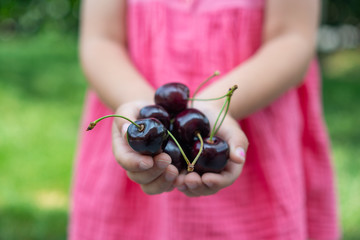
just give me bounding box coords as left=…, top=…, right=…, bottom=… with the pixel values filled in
left=187, top=182, right=198, bottom=189
left=121, top=123, right=130, bottom=137
left=235, top=147, right=246, bottom=162
left=156, top=159, right=170, bottom=169
left=165, top=171, right=176, bottom=182
left=205, top=181, right=213, bottom=188
left=139, top=160, right=152, bottom=170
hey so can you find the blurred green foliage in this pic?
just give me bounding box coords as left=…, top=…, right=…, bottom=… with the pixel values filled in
left=0, top=206, right=67, bottom=240
left=324, top=0, right=360, bottom=25
left=320, top=49, right=360, bottom=240
left=0, top=0, right=80, bottom=38
left=0, top=32, right=85, bottom=239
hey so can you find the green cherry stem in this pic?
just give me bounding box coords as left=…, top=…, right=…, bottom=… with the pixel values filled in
left=191, top=71, right=220, bottom=108
left=208, top=85, right=238, bottom=142
left=166, top=130, right=191, bottom=167
left=187, top=92, right=229, bottom=102
left=214, top=98, right=230, bottom=136
left=86, top=114, right=142, bottom=131
left=209, top=98, right=228, bottom=141
left=188, top=132, right=204, bottom=172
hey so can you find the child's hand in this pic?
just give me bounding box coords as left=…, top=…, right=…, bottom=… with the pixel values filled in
left=112, top=101, right=179, bottom=194
left=174, top=103, right=249, bottom=197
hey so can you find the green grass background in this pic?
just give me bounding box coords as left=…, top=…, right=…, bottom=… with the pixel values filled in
left=0, top=32, right=359, bottom=239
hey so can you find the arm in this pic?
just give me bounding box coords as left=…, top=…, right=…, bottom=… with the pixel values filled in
left=176, top=0, right=320, bottom=196
left=80, top=0, right=178, bottom=194
left=197, top=0, right=321, bottom=119
left=80, top=0, right=154, bottom=110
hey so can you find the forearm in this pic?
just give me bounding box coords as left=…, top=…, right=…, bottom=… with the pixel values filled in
left=196, top=0, right=319, bottom=120
left=80, top=39, right=154, bottom=111
left=199, top=32, right=315, bottom=120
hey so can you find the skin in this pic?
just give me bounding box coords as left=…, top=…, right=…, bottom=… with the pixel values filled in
left=80, top=0, right=320, bottom=196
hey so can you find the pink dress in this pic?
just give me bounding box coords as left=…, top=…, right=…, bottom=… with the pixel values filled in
left=69, top=0, right=340, bottom=239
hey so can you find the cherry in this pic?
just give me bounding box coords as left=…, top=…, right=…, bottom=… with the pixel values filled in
left=188, top=85, right=238, bottom=174
left=164, top=139, right=187, bottom=171
left=138, top=105, right=170, bottom=129
left=126, top=118, right=169, bottom=156
left=154, top=83, right=189, bottom=115
left=191, top=136, right=229, bottom=175
left=173, top=108, right=210, bottom=144
left=87, top=115, right=168, bottom=156
left=87, top=80, right=239, bottom=175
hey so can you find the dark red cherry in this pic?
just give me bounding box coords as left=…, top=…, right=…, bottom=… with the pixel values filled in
left=127, top=118, right=168, bottom=156
left=173, top=108, right=210, bottom=144
left=154, top=83, right=190, bottom=115
left=163, top=139, right=187, bottom=172
left=191, top=136, right=229, bottom=175
left=138, top=105, right=171, bottom=129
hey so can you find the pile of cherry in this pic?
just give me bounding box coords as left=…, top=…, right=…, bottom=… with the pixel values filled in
left=87, top=72, right=237, bottom=175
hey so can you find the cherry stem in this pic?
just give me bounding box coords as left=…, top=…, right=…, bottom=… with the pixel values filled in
left=209, top=85, right=238, bottom=141
left=188, top=132, right=204, bottom=172
left=166, top=130, right=191, bottom=166
left=86, top=114, right=141, bottom=131
left=187, top=93, right=228, bottom=102
left=214, top=99, right=230, bottom=136
left=191, top=71, right=220, bottom=108
left=209, top=99, right=228, bottom=141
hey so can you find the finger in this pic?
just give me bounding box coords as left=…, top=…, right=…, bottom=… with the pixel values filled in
left=140, top=165, right=179, bottom=195
left=174, top=171, right=187, bottom=191
left=216, top=118, right=249, bottom=164
left=178, top=160, right=245, bottom=197
left=184, top=172, right=202, bottom=190
left=201, top=161, right=244, bottom=190
left=126, top=153, right=172, bottom=184
left=175, top=171, right=203, bottom=197
left=182, top=172, right=216, bottom=197
left=175, top=175, right=199, bottom=197
left=112, top=122, right=154, bottom=171
left=113, top=101, right=150, bottom=129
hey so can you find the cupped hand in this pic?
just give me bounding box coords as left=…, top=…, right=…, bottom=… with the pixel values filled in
left=112, top=101, right=179, bottom=195
left=174, top=102, right=249, bottom=197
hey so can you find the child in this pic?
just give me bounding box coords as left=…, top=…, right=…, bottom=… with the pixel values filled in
left=70, top=0, right=340, bottom=239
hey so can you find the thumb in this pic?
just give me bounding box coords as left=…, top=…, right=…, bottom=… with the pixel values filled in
left=217, top=119, right=249, bottom=164
left=228, top=129, right=248, bottom=164
left=113, top=101, right=147, bottom=135
left=121, top=122, right=131, bottom=140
